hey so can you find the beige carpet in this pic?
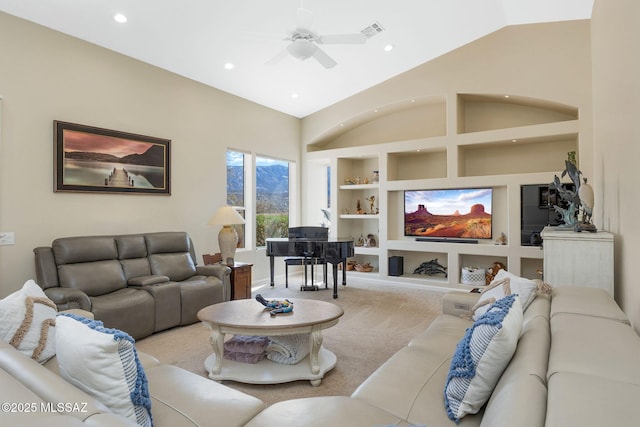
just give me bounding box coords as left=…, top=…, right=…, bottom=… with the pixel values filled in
left=136, top=276, right=444, bottom=406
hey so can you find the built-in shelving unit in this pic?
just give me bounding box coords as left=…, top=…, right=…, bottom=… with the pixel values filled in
left=305, top=93, right=580, bottom=292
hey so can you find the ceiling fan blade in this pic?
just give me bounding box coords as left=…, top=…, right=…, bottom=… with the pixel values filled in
left=265, top=48, right=290, bottom=66
left=312, top=46, right=337, bottom=69
left=296, top=7, right=314, bottom=33
left=316, top=33, right=367, bottom=44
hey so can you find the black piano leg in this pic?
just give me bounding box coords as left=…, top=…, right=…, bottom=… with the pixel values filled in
left=323, top=263, right=328, bottom=289
left=332, top=264, right=339, bottom=299
left=342, top=258, right=347, bottom=286
left=269, top=255, right=275, bottom=287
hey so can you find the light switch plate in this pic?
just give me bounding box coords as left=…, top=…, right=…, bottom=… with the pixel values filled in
left=0, top=232, right=15, bottom=245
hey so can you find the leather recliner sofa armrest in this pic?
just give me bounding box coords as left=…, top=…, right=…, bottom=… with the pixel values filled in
left=196, top=264, right=232, bottom=301
left=128, top=275, right=170, bottom=287
left=44, top=288, right=91, bottom=311
left=196, top=263, right=231, bottom=281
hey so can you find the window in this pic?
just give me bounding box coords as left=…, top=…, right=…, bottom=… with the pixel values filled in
left=226, top=150, right=246, bottom=249
left=225, top=151, right=293, bottom=249
left=255, top=156, right=290, bottom=247
left=322, top=165, right=331, bottom=228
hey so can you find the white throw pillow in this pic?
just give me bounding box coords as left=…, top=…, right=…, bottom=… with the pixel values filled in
left=0, top=279, right=57, bottom=363
left=472, top=269, right=538, bottom=320
left=55, top=314, right=152, bottom=427
left=444, top=294, right=523, bottom=422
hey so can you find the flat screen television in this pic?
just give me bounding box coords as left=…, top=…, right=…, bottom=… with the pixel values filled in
left=404, top=188, right=492, bottom=240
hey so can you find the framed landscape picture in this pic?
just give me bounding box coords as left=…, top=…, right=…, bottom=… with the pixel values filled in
left=54, top=121, right=170, bottom=195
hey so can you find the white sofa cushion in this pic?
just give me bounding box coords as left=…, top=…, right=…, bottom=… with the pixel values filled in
left=245, top=396, right=401, bottom=427
left=551, top=286, right=629, bottom=323
left=0, top=280, right=57, bottom=363
left=445, top=294, right=523, bottom=422
left=55, top=313, right=152, bottom=427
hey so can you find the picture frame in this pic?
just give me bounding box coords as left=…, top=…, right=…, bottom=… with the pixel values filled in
left=54, top=121, right=170, bottom=195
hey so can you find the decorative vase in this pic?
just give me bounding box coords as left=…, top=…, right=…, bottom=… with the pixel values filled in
left=218, top=225, right=238, bottom=266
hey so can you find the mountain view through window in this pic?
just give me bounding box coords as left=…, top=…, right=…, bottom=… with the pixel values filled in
left=255, top=157, right=289, bottom=246
left=226, top=152, right=290, bottom=247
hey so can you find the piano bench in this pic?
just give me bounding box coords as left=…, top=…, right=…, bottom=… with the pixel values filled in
left=284, top=257, right=328, bottom=289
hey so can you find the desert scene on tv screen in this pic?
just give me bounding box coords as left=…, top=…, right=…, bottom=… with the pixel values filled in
left=404, top=189, right=492, bottom=239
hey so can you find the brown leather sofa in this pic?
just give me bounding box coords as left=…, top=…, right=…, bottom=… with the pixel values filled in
left=33, top=232, right=230, bottom=339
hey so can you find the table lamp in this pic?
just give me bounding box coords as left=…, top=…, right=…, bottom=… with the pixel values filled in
left=208, top=206, right=245, bottom=266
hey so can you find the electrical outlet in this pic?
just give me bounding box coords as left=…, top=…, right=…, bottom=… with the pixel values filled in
left=0, top=232, right=15, bottom=245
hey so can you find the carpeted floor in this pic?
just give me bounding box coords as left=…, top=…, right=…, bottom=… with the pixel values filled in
left=135, top=275, right=444, bottom=406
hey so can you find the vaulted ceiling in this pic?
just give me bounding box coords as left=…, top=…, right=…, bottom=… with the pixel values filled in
left=0, top=0, right=594, bottom=118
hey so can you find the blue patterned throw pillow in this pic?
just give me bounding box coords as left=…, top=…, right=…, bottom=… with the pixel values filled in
left=55, top=313, right=153, bottom=427
left=444, top=294, right=523, bottom=423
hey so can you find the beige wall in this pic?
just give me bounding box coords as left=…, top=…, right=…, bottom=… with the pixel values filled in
left=302, top=20, right=593, bottom=153
left=301, top=20, right=594, bottom=224
left=592, top=0, right=640, bottom=331
left=0, top=12, right=300, bottom=295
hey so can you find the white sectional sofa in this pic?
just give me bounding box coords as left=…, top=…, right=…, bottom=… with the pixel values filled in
left=2, top=286, right=639, bottom=426
left=247, top=286, right=640, bottom=427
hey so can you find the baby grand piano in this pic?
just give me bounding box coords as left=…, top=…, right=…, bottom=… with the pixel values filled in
left=266, top=227, right=354, bottom=299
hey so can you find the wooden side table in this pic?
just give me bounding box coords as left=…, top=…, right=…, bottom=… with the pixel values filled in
left=229, top=262, right=253, bottom=300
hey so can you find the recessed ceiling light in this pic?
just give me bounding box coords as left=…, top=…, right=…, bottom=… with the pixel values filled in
left=512, top=139, right=517, bottom=143
left=224, top=62, right=235, bottom=70
left=291, top=93, right=299, bottom=99
left=383, top=44, right=394, bottom=52
left=504, top=95, right=510, bottom=98
left=114, top=13, right=127, bottom=23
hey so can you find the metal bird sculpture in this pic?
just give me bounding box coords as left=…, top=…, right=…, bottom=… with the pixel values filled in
left=551, top=160, right=582, bottom=228
left=552, top=160, right=596, bottom=232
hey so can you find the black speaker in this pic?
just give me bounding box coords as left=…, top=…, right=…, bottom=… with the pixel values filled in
left=389, top=256, right=404, bottom=276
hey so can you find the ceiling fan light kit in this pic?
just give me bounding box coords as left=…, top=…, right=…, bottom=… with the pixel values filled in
left=287, top=38, right=318, bottom=60
left=266, top=6, right=384, bottom=69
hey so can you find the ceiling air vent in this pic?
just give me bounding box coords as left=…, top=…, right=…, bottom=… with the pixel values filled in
left=361, top=22, right=385, bottom=39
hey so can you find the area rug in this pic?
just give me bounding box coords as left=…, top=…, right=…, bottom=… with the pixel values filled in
left=135, top=277, right=444, bottom=406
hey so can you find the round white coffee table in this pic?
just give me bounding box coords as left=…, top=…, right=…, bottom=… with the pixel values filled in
left=197, top=298, right=344, bottom=386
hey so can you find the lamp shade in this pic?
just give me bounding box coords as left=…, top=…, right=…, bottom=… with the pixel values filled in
left=208, top=205, right=245, bottom=226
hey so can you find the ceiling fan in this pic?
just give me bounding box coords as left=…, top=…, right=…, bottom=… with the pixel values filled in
left=266, top=4, right=383, bottom=69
